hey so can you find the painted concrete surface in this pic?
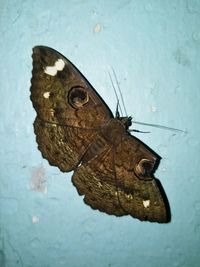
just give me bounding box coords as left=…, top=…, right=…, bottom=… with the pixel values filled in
left=0, top=0, right=200, bottom=267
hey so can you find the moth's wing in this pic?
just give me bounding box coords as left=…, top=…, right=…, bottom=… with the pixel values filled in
left=33, top=118, right=99, bottom=172
left=72, top=143, right=127, bottom=216
left=30, top=46, right=113, bottom=171
left=114, top=135, right=170, bottom=223
left=31, top=46, right=113, bottom=127
left=72, top=131, right=170, bottom=223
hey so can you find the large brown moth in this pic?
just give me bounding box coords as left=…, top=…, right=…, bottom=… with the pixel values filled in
left=30, top=46, right=170, bottom=223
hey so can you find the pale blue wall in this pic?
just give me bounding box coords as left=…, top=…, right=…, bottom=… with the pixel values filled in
left=0, top=0, right=200, bottom=267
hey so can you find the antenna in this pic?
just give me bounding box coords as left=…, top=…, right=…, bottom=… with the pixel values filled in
left=108, top=67, right=186, bottom=134
left=108, top=71, right=123, bottom=116
left=111, top=67, right=128, bottom=117
left=132, top=120, right=187, bottom=133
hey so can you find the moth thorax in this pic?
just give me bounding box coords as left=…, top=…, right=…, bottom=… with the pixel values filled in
left=68, top=86, right=89, bottom=108
left=119, top=116, right=132, bottom=130
left=102, top=119, right=125, bottom=145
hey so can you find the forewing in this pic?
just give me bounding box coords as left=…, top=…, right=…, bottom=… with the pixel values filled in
left=34, top=117, right=98, bottom=172
left=30, top=46, right=113, bottom=171
left=31, top=46, right=113, bottom=128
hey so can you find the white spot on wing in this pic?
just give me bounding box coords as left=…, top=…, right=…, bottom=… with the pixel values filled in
left=55, top=59, right=65, bottom=71
left=44, top=58, right=65, bottom=76
left=143, top=200, right=150, bottom=208
left=43, top=92, right=50, bottom=98
left=78, top=161, right=82, bottom=167
left=44, top=66, right=57, bottom=76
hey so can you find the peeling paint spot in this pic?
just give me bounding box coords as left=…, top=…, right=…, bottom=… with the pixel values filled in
left=143, top=200, right=150, bottom=208
left=30, top=165, right=47, bottom=193
left=44, top=58, right=65, bottom=76
left=150, top=105, right=157, bottom=112
left=173, top=48, right=190, bottom=67
left=32, top=215, right=40, bottom=224
left=93, top=23, right=101, bottom=33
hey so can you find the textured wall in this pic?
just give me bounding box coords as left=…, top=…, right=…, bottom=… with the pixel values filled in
left=0, top=0, right=200, bottom=267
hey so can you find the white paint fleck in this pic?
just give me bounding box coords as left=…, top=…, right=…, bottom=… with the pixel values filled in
left=143, top=200, right=150, bottom=208
left=32, top=215, right=39, bottom=224
left=30, top=165, right=47, bottom=194
left=43, top=92, right=50, bottom=98
left=150, top=105, right=157, bottom=112
left=93, top=23, right=101, bottom=33
left=44, top=58, right=65, bottom=76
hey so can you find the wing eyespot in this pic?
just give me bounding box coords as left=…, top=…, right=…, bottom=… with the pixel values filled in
left=68, top=86, right=89, bottom=108
left=134, top=158, right=155, bottom=180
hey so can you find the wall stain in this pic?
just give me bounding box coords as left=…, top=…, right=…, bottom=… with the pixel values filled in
left=30, top=165, right=47, bottom=193
left=173, top=48, right=191, bottom=67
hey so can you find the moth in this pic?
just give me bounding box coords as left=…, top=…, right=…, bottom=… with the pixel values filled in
left=30, top=46, right=170, bottom=223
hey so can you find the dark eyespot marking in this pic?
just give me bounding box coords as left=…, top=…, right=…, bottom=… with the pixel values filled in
left=68, top=86, right=89, bottom=108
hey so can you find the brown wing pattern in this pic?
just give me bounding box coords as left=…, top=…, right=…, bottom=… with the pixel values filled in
left=30, top=46, right=113, bottom=171
left=114, top=136, right=168, bottom=222
left=72, top=120, right=169, bottom=223
left=31, top=46, right=113, bottom=128
left=30, top=46, right=170, bottom=223
left=72, top=145, right=127, bottom=216
left=33, top=117, right=98, bottom=171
